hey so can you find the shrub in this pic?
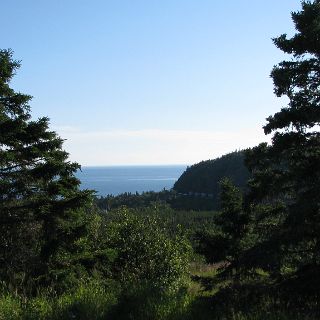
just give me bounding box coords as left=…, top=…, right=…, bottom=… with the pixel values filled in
left=105, top=208, right=192, bottom=292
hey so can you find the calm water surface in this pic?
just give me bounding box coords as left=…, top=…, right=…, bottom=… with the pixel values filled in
left=76, top=165, right=187, bottom=196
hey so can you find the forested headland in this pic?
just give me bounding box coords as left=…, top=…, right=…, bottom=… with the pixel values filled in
left=1, top=1, right=320, bottom=319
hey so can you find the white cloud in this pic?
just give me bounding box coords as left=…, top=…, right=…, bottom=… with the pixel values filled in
left=53, top=126, right=270, bottom=166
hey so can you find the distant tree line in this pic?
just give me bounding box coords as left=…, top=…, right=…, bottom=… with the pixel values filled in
left=173, top=150, right=250, bottom=196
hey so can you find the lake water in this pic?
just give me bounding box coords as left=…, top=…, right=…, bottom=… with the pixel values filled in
left=76, top=165, right=187, bottom=196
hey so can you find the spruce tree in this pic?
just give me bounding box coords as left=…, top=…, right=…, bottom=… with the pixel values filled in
left=195, top=179, right=248, bottom=278
left=217, top=178, right=248, bottom=279
left=244, top=0, right=320, bottom=298
left=0, top=49, right=92, bottom=291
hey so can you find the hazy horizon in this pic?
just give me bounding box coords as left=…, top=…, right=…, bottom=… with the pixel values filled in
left=81, top=164, right=189, bottom=167
left=77, top=164, right=187, bottom=195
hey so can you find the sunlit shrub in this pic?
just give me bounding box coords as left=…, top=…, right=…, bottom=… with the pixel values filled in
left=105, top=208, right=192, bottom=293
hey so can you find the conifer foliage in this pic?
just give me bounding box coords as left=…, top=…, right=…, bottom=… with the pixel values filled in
left=244, top=0, right=320, bottom=297
left=0, top=49, right=92, bottom=291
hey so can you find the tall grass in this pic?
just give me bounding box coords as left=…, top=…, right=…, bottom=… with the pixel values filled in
left=0, top=293, right=21, bottom=320
left=1, top=278, right=318, bottom=320
left=107, top=284, right=193, bottom=320
left=0, top=281, right=118, bottom=320
left=0, top=281, right=193, bottom=320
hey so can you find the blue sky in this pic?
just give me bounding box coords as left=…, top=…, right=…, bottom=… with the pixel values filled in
left=1, top=0, right=301, bottom=165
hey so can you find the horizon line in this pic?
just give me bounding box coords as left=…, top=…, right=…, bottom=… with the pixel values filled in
left=80, top=163, right=190, bottom=168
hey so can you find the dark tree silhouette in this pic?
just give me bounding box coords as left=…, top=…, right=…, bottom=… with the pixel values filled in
left=0, top=49, right=92, bottom=291
left=244, top=0, right=320, bottom=299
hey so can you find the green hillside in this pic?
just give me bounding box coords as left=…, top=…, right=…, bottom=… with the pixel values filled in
left=173, top=150, right=250, bottom=200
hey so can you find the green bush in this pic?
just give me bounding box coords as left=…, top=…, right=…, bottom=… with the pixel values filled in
left=105, top=208, right=192, bottom=292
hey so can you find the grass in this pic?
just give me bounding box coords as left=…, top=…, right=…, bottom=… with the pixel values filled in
left=0, top=281, right=118, bottom=320
left=0, top=293, right=21, bottom=320
left=185, top=262, right=320, bottom=320
left=1, top=264, right=318, bottom=320
left=0, top=281, right=193, bottom=320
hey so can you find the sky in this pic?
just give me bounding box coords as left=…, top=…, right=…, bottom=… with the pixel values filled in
left=1, top=0, right=301, bottom=165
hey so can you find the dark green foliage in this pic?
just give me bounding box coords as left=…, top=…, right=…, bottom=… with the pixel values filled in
left=242, top=0, right=320, bottom=306
left=170, top=194, right=218, bottom=211
left=0, top=49, right=93, bottom=292
left=97, top=190, right=219, bottom=211
left=95, top=193, right=220, bottom=258
left=174, top=150, right=249, bottom=194
left=217, top=179, right=248, bottom=264
left=107, top=283, right=191, bottom=320
left=0, top=206, right=194, bottom=320
left=173, top=151, right=250, bottom=209
left=104, top=208, right=192, bottom=291
left=95, top=190, right=174, bottom=211
left=196, top=179, right=248, bottom=274
left=219, top=178, right=245, bottom=237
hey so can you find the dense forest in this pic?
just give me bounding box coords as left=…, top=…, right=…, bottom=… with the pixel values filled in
left=1, top=1, right=320, bottom=319
left=173, top=150, right=250, bottom=208
left=173, top=150, right=249, bottom=196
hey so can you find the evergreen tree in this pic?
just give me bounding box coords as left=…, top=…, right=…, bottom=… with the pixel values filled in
left=195, top=179, right=248, bottom=278
left=0, top=49, right=92, bottom=292
left=244, top=0, right=320, bottom=298
left=216, top=178, right=248, bottom=278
